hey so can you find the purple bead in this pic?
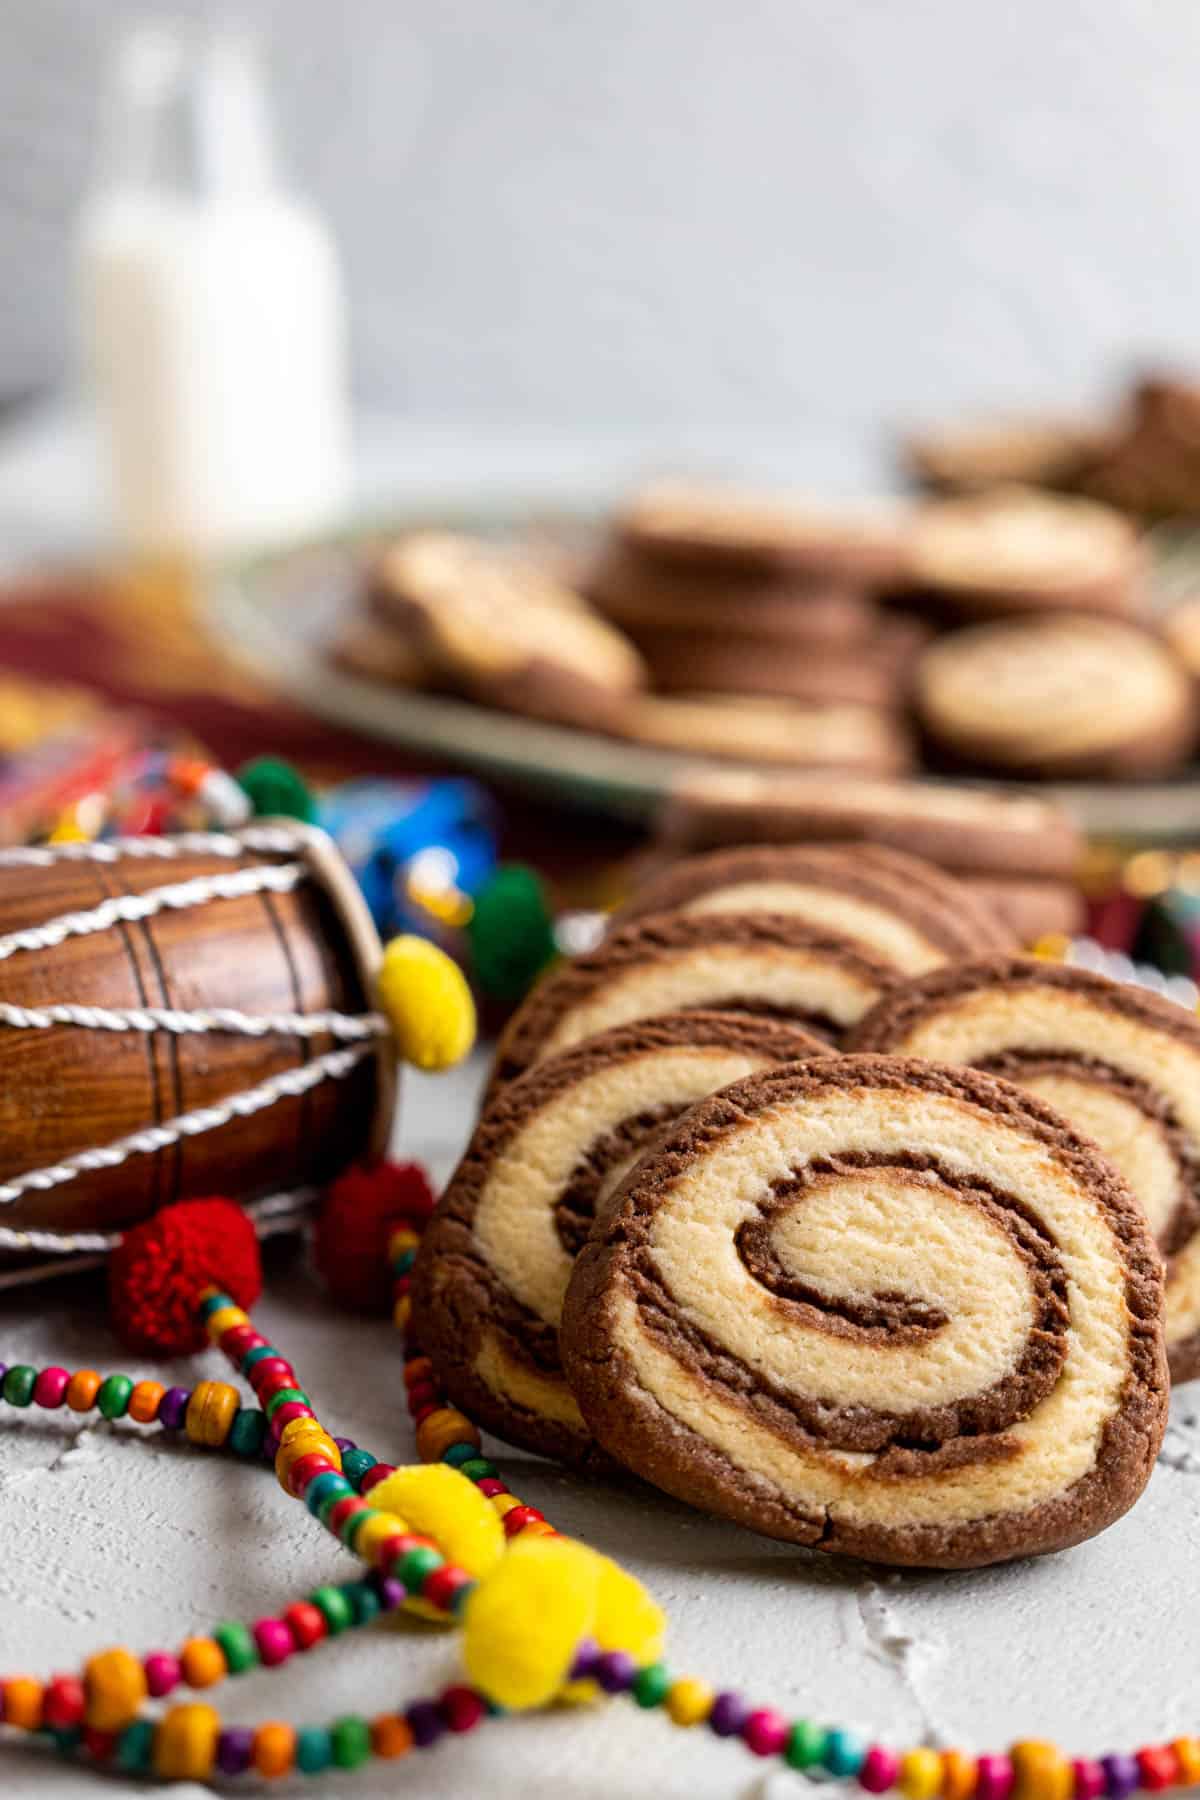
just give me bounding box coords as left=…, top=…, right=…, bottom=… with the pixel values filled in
left=375, top=1576, right=406, bottom=1612
left=569, top=1638, right=602, bottom=1681
left=1102, top=1756, right=1141, bottom=1799
left=334, top=1436, right=357, bottom=1453
left=216, top=1728, right=254, bottom=1775
left=406, top=1700, right=445, bottom=1748
left=156, top=1386, right=190, bottom=1430
left=710, top=1691, right=750, bottom=1738
left=596, top=1651, right=638, bottom=1694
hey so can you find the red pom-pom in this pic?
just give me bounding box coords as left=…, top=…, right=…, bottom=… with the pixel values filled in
left=109, top=1199, right=262, bottom=1356
left=312, top=1160, right=435, bottom=1312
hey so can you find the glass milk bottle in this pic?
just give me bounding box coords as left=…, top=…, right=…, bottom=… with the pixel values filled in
left=77, top=24, right=351, bottom=557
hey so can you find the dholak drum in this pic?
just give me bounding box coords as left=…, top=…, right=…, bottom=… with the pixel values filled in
left=0, top=824, right=394, bottom=1264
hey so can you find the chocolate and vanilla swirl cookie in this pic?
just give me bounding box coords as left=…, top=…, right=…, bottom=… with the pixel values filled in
left=491, top=913, right=897, bottom=1089
left=560, top=1057, right=1167, bottom=1568
left=412, top=1012, right=830, bottom=1469
left=851, top=957, right=1200, bottom=1381
left=613, top=845, right=1014, bottom=970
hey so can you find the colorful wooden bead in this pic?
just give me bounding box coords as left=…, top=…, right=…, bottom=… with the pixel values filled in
left=1170, top=1739, right=1200, bottom=1788
left=66, top=1370, right=102, bottom=1412
left=900, top=1746, right=946, bottom=1798
left=152, top=1703, right=220, bottom=1780
left=2, top=1676, right=43, bottom=1731
left=744, top=1709, right=791, bottom=1758
left=142, top=1653, right=180, bottom=1699
left=329, top=1713, right=372, bottom=1769
left=33, top=1367, right=70, bottom=1408
left=282, top=1602, right=327, bottom=1652
left=1012, top=1741, right=1073, bottom=1800
left=861, top=1746, right=903, bottom=1793
left=787, top=1721, right=829, bottom=1769
left=42, top=1675, right=86, bottom=1730
left=212, top=1621, right=258, bottom=1675
left=1135, top=1747, right=1179, bottom=1792
left=371, top=1714, right=415, bottom=1758
left=179, top=1638, right=226, bottom=1689
left=975, top=1755, right=1015, bottom=1800
left=83, top=1647, right=148, bottom=1732
left=2, top=1365, right=36, bottom=1406
left=184, top=1381, right=240, bottom=1447
left=942, top=1751, right=981, bottom=1800
left=96, top=1374, right=134, bottom=1420
left=415, top=1407, right=480, bottom=1463
left=252, top=1721, right=296, bottom=1778
left=127, top=1380, right=166, bottom=1424
left=1072, top=1762, right=1106, bottom=1800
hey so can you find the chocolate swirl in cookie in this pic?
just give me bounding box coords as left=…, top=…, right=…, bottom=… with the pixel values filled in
left=412, top=1013, right=831, bottom=1470
left=613, top=844, right=1014, bottom=970
left=561, top=1057, right=1166, bottom=1568
left=851, top=956, right=1200, bottom=1382
left=489, top=913, right=898, bottom=1093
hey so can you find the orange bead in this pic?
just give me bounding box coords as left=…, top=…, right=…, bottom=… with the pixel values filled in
left=416, top=1407, right=479, bottom=1463
left=371, top=1714, right=415, bottom=1758
left=2, top=1677, right=43, bottom=1731
left=66, top=1369, right=102, bottom=1412
left=942, top=1752, right=978, bottom=1800
left=153, top=1703, right=220, bottom=1780
left=83, top=1647, right=147, bottom=1732
left=185, top=1380, right=240, bottom=1448
left=1172, top=1739, right=1200, bottom=1788
left=275, top=1428, right=341, bottom=1494
left=252, top=1722, right=296, bottom=1777
left=180, top=1637, right=227, bottom=1689
left=1011, top=1741, right=1072, bottom=1800
left=404, top=1356, right=434, bottom=1388
left=128, top=1380, right=166, bottom=1425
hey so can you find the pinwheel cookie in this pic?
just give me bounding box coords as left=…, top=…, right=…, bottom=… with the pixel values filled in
left=852, top=956, right=1200, bottom=1380
left=561, top=1056, right=1167, bottom=1568
left=412, top=1012, right=831, bottom=1469
left=613, top=844, right=1013, bottom=971
left=490, top=912, right=898, bottom=1088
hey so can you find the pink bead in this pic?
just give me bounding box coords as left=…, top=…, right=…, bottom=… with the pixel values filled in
left=860, top=1747, right=901, bottom=1793
left=477, top=1477, right=506, bottom=1497
left=270, top=1401, right=313, bottom=1432
left=249, top=1358, right=293, bottom=1393
left=976, top=1756, right=1014, bottom=1800
left=143, top=1652, right=181, bottom=1698
left=1072, top=1760, right=1105, bottom=1800
left=439, top=1685, right=486, bottom=1733
left=358, top=1462, right=396, bottom=1495
left=252, top=1618, right=294, bottom=1667
left=220, top=1324, right=258, bottom=1361
left=743, top=1710, right=790, bottom=1758
left=34, top=1367, right=70, bottom=1408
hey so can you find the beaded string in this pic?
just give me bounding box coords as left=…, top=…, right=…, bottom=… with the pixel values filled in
left=6, top=1242, right=1200, bottom=1790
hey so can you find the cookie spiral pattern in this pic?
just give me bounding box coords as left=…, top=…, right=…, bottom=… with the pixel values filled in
left=490, top=912, right=897, bottom=1090
left=561, top=1057, right=1167, bottom=1568
left=413, top=1012, right=831, bottom=1469
left=851, top=955, right=1200, bottom=1382
left=613, top=844, right=1014, bottom=970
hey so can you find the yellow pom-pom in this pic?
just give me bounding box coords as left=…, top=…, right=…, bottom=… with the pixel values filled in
left=376, top=934, right=476, bottom=1071
left=367, top=1464, right=504, bottom=1580
left=463, top=1536, right=601, bottom=1711
left=591, top=1551, right=665, bottom=1663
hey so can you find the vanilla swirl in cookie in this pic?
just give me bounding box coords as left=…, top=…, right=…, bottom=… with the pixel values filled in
left=852, top=956, right=1200, bottom=1381
left=561, top=1057, right=1166, bottom=1568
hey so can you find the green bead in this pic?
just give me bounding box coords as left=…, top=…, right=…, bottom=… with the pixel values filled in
left=442, top=1441, right=478, bottom=1468
left=2, top=1365, right=36, bottom=1407
left=340, top=1508, right=373, bottom=1550
left=341, top=1447, right=377, bottom=1486
left=114, top=1720, right=155, bottom=1772
left=241, top=1344, right=277, bottom=1371
left=395, top=1544, right=443, bottom=1589
left=823, top=1729, right=866, bottom=1776
left=96, top=1374, right=134, bottom=1420
left=213, top=1620, right=259, bottom=1674
left=786, top=1721, right=828, bottom=1769
left=466, top=863, right=557, bottom=999
left=458, top=1457, right=498, bottom=1481
left=391, top=1247, right=416, bottom=1275
left=237, top=755, right=316, bottom=823
left=632, top=1662, right=671, bottom=1708
left=227, top=1407, right=267, bottom=1458
left=198, top=1291, right=234, bottom=1320
left=295, top=1727, right=332, bottom=1774
left=341, top=1580, right=380, bottom=1627
left=264, top=1386, right=309, bottom=1420
left=50, top=1726, right=82, bottom=1756
left=310, top=1584, right=354, bottom=1634
left=329, top=1715, right=371, bottom=1770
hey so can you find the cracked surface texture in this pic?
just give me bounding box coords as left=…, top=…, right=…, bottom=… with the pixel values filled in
left=2, top=1056, right=1199, bottom=1798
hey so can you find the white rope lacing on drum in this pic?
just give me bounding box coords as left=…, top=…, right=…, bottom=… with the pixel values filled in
left=0, top=828, right=389, bottom=1225
left=0, top=1186, right=320, bottom=1269
left=0, top=1043, right=373, bottom=1209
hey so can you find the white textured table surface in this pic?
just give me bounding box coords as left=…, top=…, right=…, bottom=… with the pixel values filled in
left=3, top=1055, right=1200, bottom=1799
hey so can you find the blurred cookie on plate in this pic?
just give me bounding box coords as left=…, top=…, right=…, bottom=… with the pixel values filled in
left=900, top=488, right=1146, bottom=620
left=368, top=531, right=646, bottom=730
left=615, top=693, right=912, bottom=773
left=588, top=542, right=874, bottom=643
left=915, top=614, right=1196, bottom=780
left=903, top=416, right=1106, bottom=496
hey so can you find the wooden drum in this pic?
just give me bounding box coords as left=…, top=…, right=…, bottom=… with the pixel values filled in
left=0, top=825, right=393, bottom=1258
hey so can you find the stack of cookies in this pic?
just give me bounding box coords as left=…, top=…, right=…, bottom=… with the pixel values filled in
left=412, top=836, right=1178, bottom=1569
left=588, top=480, right=922, bottom=775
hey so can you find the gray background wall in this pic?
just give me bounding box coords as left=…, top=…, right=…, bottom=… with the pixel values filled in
left=3, top=1, right=1199, bottom=460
